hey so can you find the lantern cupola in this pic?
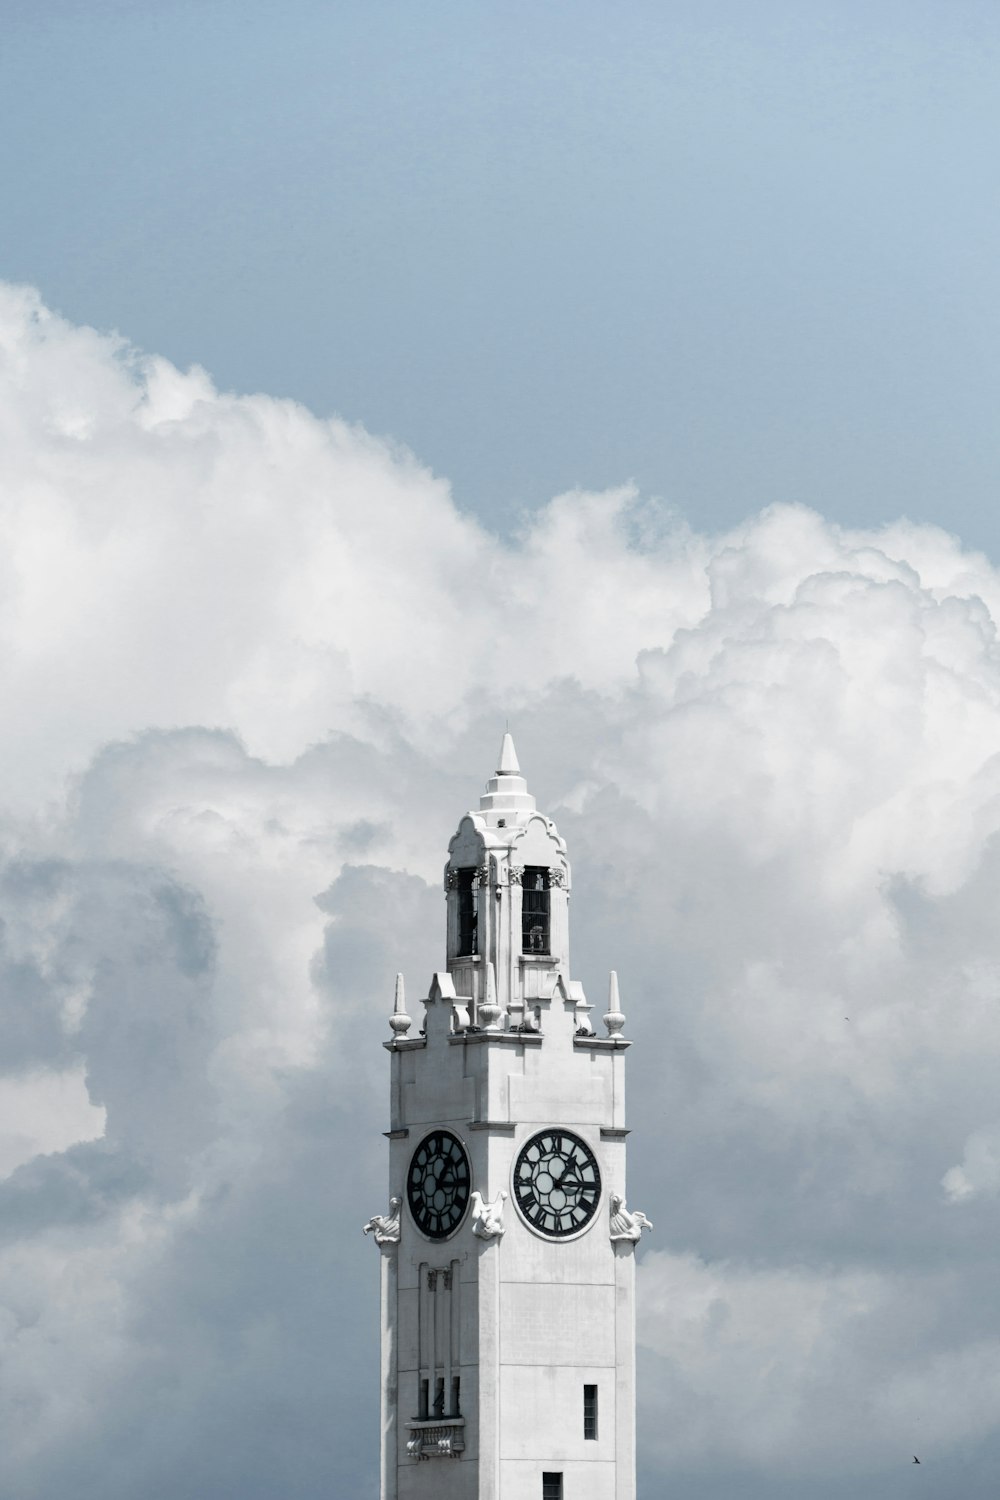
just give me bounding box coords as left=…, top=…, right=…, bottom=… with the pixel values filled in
left=444, top=735, right=571, bottom=1025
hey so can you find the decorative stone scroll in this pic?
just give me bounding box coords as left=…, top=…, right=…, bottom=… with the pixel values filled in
left=608, top=1192, right=653, bottom=1244
left=507, top=865, right=524, bottom=886
left=470, top=1189, right=508, bottom=1239
left=548, top=867, right=568, bottom=889
left=477, top=862, right=491, bottom=887
left=362, top=1196, right=402, bottom=1246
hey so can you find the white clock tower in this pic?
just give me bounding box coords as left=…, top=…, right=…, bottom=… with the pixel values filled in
left=365, top=736, right=650, bottom=1500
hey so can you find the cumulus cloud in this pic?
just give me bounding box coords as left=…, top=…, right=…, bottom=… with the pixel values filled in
left=2, top=282, right=1000, bottom=1495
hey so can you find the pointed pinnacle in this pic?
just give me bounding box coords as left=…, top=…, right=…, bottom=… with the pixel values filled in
left=604, top=970, right=626, bottom=1038
left=389, top=972, right=412, bottom=1036
left=497, top=731, right=520, bottom=775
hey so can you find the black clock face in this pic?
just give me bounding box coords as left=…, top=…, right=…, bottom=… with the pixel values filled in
left=407, top=1130, right=470, bottom=1239
left=513, top=1130, right=601, bottom=1237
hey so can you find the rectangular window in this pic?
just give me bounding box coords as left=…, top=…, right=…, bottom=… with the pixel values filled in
left=521, top=866, right=550, bottom=954
left=419, top=1378, right=429, bottom=1421
left=542, top=1475, right=563, bottom=1500
left=456, top=868, right=478, bottom=956
left=584, top=1383, right=598, bottom=1439
left=451, top=1375, right=461, bottom=1417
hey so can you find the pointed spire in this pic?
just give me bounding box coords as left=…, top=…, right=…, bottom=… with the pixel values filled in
left=479, top=730, right=535, bottom=819
left=497, top=731, right=520, bottom=775
left=389, top=972, right=412, bottom=1037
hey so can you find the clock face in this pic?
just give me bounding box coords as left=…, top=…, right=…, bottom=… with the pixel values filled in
left=513, top=1130, right=601, bottom=1237
left=406, top=1130, right=470, bottom=1240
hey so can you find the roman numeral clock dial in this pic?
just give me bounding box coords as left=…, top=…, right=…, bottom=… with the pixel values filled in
left=513, top=1130, right=602, bottom=1237
left=406, top=1129, right=470, bottom=1239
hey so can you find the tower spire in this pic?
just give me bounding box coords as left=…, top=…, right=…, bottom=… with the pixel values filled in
left=497, top=731, right=520, bottom=775
left=478, top=731, right=535, bottom=818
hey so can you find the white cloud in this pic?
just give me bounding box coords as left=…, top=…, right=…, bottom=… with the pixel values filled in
left=0, top=283, right=705, bottom=808
left=3, top=282, right=1000, bottom=1495
left=0, top=1066, right=105, bottom=1178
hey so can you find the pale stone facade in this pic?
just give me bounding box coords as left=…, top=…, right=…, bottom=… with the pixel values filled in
left=369, top=737, right=647, bottom=1500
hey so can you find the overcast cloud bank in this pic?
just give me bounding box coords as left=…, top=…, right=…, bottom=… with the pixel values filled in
left=2, top=283, right=1000, bottom=1497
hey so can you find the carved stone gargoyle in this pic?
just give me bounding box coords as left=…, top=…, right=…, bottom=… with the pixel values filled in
left=608, top=1192, right=652, bottom=1244
left=363, top=1196, right=402, bottom=1245
left=470, top=1189, right=508, bottom=1239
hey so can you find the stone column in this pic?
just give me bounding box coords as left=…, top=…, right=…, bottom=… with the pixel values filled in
left=380, top=1247, right=398, bottom=1500
left=614, top=1239, right=636, bottom=1500
left=477, top=1236, right=501, bottom=1500
left=427, top=1268, right=437, bottom=1417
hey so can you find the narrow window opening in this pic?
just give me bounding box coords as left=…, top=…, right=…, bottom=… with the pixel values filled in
left=451, top=1375, right=461, bottom=1417
left=584, top=1383, right=598, bottom=1440
left=419, top=1378, right=429, bottom=1420
left=433, top=1376, right=445, bottom=1417
left=456, top=867, right=478, bottom=956
left=521, top=866, right=550, bottom=954
left=542, top=1474, right=563, bottom=1500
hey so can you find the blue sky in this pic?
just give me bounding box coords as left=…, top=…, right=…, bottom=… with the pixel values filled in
left=3, top=0, right=999, bottom=543
left=5, top=6, right=1000, bottom=1499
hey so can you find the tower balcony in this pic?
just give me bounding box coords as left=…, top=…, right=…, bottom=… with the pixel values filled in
left=405, top=1416, right=466, bottom=1460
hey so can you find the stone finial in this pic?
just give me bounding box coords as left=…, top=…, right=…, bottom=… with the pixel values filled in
left=603, top=970, right=626, bottom=1037
left=389, top=972, right=412, bottom=1037
left=363, top=1196, right=402, bottom=1245
left=470, top=1188, right=508, bottom=1239
left=478, top=961, right=503, bottom=1029
left=609, top=1192, right=653, bottom=1244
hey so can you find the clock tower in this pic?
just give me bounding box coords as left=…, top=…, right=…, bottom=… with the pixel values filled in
left=365, top=736, right=649, bottom=1500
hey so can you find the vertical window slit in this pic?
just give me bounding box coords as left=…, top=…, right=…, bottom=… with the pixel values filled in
left=584, top=1383, right=598, bottom=1439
